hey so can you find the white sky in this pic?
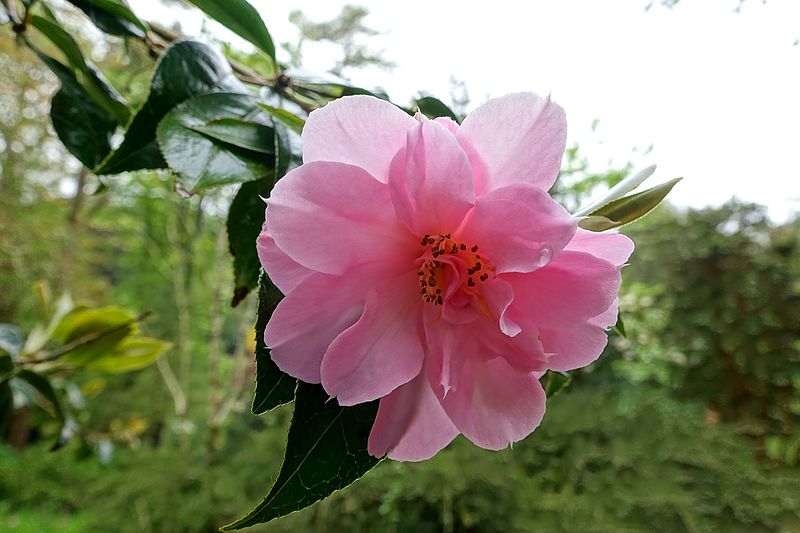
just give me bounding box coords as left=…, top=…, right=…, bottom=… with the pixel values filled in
left=137, top=0, right=800, bottom=222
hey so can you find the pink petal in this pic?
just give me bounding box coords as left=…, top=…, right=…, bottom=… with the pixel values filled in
left=302, top=95, right=416, bottom=183
left=539, top=322, right=610, bottom=372
left=565, top=228, right=635, bottom=267
left=434, top=116, right=459, bottom=134
left=481, top=277, right=521, bottom=337
left=266, top=161, right=416, bottom=276
left=458, top=183, right=576, bottom=274
left=388, top=120, right=475, bottom=235
left=320, top=272, right=425, bottom=405
left=590, top=297, right=620, bottom=329
left=432, top=352, right=546, bottom=450
left=505, top=250, right=621, bottom=329
left=256, top=220, right=312, bottom=294
left=457, top=92, right=567, bottom=194
left=368, top=370, right=458, bottom=461
left=425, top=316, right=547, bottom=399
left=264, top=272, right=369, bottom=383
left=538, top=297, right=619, bottom=372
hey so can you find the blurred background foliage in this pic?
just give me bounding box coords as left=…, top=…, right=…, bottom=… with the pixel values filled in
left=1, top=2, right=799, bottom=532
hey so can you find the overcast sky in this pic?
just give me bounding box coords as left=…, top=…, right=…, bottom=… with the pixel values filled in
left=139, top=0, right=800, bottom=222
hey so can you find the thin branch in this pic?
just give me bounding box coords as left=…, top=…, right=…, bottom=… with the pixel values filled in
left=156, top=356, right=187, bottom=416
left=145, top=21, right=277, bottom=87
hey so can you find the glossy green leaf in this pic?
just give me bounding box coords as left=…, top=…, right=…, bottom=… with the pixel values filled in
left=66, top=0, right=146, bottom=38
left=228, top=180, right=270, bottom=306
left=96, top=40, right=245, bottom=175
left=185, top=0, right=276, bottom=61
left=574, top=165, right=657, bottom=217
left=415, top=96, right=458, bottom=122
left=579, top=178, right=682, bottom=232
left=257, top=104, right=305, bottom=135
left=544, top=370, right=572, bottom=398
left=157, top=92, right=272, bottom=193
left=251, top=274, right=296, bottom=413
left=30, top=15, right=130, bottom=124
left=189, top=118, right=274, bottom=154
left=51, top=307, right=136, bottom=366
left=0, top=324, right=24, bottom=357
left=225, top=382, right=379, bottom=529
left=34, top=53, right=116, bottom=168
left=84, top=337, right=171, bottom=373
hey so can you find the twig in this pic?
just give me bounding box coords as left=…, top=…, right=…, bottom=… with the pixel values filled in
left=156, top=356, right=187, bottom=416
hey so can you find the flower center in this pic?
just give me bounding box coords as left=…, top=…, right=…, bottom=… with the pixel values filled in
left=417, top=233, right=495, bottom=305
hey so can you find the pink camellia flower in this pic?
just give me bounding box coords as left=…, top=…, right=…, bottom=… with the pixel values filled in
left=257, top=93, right=633, bottom=461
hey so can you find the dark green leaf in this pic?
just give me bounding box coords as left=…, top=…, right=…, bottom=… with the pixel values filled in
left=189, top=118, right=274, bottom=154
left=0, top=355, right=13, bottom=380
left=65, top=0, right=147, bottom=38
left=251, top=274, right=295, bottom=413
left=30, top=15, right=130, bottom=124
left=15, top=369, right=71, bottom=449
left=185, top=0, right=276, bottom=62
left=613, top=312, right=627, bottom=338
left=157, top=92, right=273, bottom=193
left=257, top=104, right=305, bottom=135
left=34, top=53, right=116, bottom=168
left=415, top=96, right=458, bottom=122
left=16, top=369, right=64, bottom=421
left=228, top=180, right=269, bottom=306
left=0, top=324, right=25, bottom=357
left=0, top=379, right=12, bottom=438
left=273, top=122, right=302, bottom=181
left=544, top=370, right=572, bottom=398
left=579, top=178, right=682, bottom=232
left=225, top=382, right=379, bottom=529
left=96, top=40, right=245, bottom=175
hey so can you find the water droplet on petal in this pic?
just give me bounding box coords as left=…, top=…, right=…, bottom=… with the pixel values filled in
left=537, top=246, right=553, bottom=267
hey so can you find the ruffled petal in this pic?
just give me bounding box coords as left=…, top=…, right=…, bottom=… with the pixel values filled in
left=388, top=120, right=475, bottom=235
left=256, top=219, right=312, bottom=294
left=321, top=272, right=425, bottom=406
left=266, top=161, right=416, bottom=276
left=505, top=250, right=621, bottom=329
left=425, top=316, right=547, bottom=399
left=458, top=183, right=576, bottom=274
left=368, top=370, right=458, bottom=461
left=481, top=277, right=520, bottom=337
left=302, top=95, right=416, bottom=182
left=264, top=270, right=372, bottom=383
left=457, top=92, right=567, bottom=194
left=565, top=228, right=634, bottom=267
left=431, top=350, right=547, bottom=450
